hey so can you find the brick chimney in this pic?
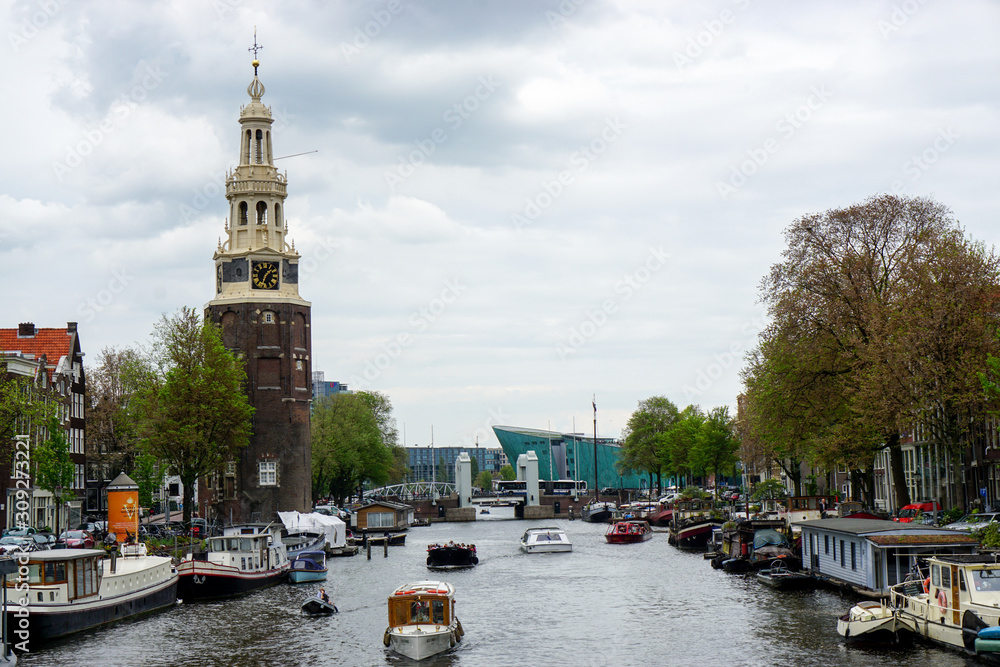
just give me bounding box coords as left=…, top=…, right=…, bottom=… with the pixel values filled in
left=67, top=322, right=77, bottom=333
left=17, top=322, right=35, bottom=337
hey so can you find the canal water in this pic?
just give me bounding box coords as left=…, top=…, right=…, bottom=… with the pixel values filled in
left=20, top=507, right=972, bottom=666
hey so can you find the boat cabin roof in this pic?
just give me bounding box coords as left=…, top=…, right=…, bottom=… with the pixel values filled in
left=21, top=548, right=105, bottom=561
left=930, top=554, right=1000, bottom=566
left=294, top=550, right=326, bottom=560
left=525, top=526, right=564, bottom=533
left=390, top=581, right=454, bottom=598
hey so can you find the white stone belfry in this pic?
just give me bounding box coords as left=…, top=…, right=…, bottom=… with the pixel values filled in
left=455, top=453, right=473, bottom=508
left=209, top=54, right=308, bottom=308
left=517, top=451, right=540, bottom=506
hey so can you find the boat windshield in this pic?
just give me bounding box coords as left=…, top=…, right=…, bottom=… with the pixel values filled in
left=969, top=568, right=1000, bottom=597
left=389, top=598, right=448, bottom=626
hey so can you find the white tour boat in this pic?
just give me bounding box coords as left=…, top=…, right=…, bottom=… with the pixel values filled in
left=383, top=580, right=463, bottom=660
left=3, top=543, right=177, bottom=646
left=520, top=527, right=573, bottom=554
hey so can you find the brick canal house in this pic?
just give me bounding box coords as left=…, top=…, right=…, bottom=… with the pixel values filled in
left=202, top=54, right=312, bottom=523
left=0, top=322, right=87, bottom=533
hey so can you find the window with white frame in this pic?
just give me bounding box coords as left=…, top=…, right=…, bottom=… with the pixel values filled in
left=225, top=461, right=237, bottom=476
left=258, top=461, right=277, bottom=486
left=367, top=511, right=395, bottom=528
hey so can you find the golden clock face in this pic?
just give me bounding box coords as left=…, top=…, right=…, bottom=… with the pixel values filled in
left=251, top=261, right=279, bottom=290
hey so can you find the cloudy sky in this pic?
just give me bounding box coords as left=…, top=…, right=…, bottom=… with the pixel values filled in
left=3, top=0, right=998, bottom=450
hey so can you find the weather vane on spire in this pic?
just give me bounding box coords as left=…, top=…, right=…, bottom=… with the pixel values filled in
left=249, top=27, right=263, bottom=75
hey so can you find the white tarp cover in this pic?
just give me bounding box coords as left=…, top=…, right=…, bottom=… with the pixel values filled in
left=278, top=511, right=347, bottom=549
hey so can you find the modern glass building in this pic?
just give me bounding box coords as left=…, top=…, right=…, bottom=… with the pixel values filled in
left=405, top=446, right=507, bottom=484
left=492, top=425, right=645, bottom=491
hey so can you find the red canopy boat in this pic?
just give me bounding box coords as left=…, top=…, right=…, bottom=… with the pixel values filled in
left=605, top=520, right=653, bottom=544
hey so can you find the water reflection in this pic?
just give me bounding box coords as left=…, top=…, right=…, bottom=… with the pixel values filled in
left=19, top=510, right=974, bottom=666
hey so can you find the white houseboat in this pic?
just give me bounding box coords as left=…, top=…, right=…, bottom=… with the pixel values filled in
left=384, top=580, right=463, bottom=660
left=177, top=524, right=289, bottom=600
left=3, top=543, right=177, bottom=646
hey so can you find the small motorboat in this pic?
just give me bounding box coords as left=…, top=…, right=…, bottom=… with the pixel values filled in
left=836, top=600, right=903, bottom=644
left=384, top=581, right=463, bottom=660
left=289, top=550, right=328, bottom=583
left=426, top=542, right=478, bottom=569
left=520, top=527, right=572, bottom=554
left=755, top=559, right=814, bottom=591
left=302, top=595, right=338, bottom=615
left=605, top=520, right=653, bottom=544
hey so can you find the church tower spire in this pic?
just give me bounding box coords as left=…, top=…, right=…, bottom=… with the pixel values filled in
left=205, top=34, right=313, bottom=522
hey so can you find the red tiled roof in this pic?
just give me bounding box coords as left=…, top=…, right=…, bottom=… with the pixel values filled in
left=0, top=327, right=74, bottom=366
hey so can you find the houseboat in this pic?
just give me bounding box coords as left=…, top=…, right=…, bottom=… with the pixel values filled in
left=778, top=495, right=836, bottom=531
left=3, top=543, right=177, bottom=645
left=384, top=580, right=463, bottom=660
left=177, top=524, right=289, bottom=600
left=669, top=499, right=723, bottom=550
left=353, top=500, right=413, bottom=542
left=796, top=518, right=978, bottom=597
left=889, top=554, right=1000, bottom=660
left=520, top=527, right=573, bottom=553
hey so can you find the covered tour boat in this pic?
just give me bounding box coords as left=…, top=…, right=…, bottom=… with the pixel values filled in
left=520, top=527, right=573, bottom=554
left=426, top=542, right=478, bottom=569
left=384, top=580, right=464, bottom=660
left=605, top=520, right=653, bottom=544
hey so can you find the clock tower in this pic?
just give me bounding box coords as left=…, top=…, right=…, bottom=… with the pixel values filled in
left=205, top=47, right=312, bottom=522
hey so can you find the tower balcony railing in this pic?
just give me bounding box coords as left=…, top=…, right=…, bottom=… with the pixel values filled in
left=226, top=179, right=288, bottom=195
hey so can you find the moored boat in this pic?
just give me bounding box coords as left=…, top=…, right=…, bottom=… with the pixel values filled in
left=2, top=543, right=177, bottom=646
left=836, top=600, right=905, bottom=644
left=581, top=501, right=616, bottom=523
left=755, top=559, right=814, bottom=591
left=384, top=581, right=463, bottom=660
left=520, top=527, right=572, bottom=553
left=289, top=550, right=328, bottom=583
left=605, top=520, right=653, bottom=544
left=426, top=542, right=478, bottom=569
left=177, top=524, right=289, bottom=601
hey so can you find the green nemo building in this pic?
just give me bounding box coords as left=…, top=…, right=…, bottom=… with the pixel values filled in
left=491, top=425, right=645, bottom=491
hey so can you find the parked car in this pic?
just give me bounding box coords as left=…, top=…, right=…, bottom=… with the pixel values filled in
left=944, top=512, right=1000, bottom=532
left=56, top=530, right=95, bottom=549
left=895, top=501, right=943, bottom=523
left=30, top=533, right=56, bottom=550
left=77, top=521, right=106, bottom=539
left=3, top=527, right=37, bottom=538
left=0, top=535, right=34, bottom=554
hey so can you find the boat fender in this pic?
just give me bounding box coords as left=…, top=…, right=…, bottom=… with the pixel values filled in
left=456, top=620, right=464, bottom=637
left=923, top=577, right=930, bottom=594
left=938, top=590, right=948, bottom=610
left=383, top=630, right=391, bottom=647
left=450, top=631, right=456, bottom=648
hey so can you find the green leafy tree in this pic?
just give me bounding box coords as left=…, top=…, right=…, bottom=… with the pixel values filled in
left=469, top=453, right=479, bottom=481
left=85, top=346, right=146, bottom=482
left=131, top=307, right=254, bottom=527
left=690, top=406, right=740, bottom=499
left=436, top=456, right=449, bottom=483
left=618, top=396, right=680, bottom=495
left=500, top=464, right=516, bottom=481
left=133, top=452, right=161, bottom=511
left=753, top=478, right=787, bottom=500
left=34, top=416, right=74, bottom=535
left=0, top=368, right=55, bottom=466
left=312, top=392, right=394, bottom=506
left=475, top=470, right=494, bottom=492
left=660, top=406, right=704, bottom=489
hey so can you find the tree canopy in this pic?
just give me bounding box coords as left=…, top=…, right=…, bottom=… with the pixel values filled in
left=131, top=307, right=254, bottom=526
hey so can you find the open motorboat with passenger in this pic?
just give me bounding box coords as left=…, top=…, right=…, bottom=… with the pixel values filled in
left=605, top=520, right=652, bottom=544
left=520, top=527, right=572, bottom=553
left=301, top=589, right=338, bottom=615
left=384, top=580, right=464, bottom=660
left=426, top=542, right=478, bottom=569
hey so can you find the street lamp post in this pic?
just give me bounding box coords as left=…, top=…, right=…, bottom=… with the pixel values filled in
left=54, top=485, right=63, bottom=538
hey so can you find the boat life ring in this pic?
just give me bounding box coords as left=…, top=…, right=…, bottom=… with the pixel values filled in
left=923, top=578, right=930, bottom=594
left=937, top=589, right=948, bottom=611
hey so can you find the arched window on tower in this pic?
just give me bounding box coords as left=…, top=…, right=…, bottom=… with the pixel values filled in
left=275, top=204, right=282, bottom=228
left=265, top=131, right=272, bottom=164
left=238, top=202, right=249, bottom=225
left=244, top=130, right=251, bottom=164
left=256, top=201, right=268, bottom=225
left=255, top=129, right=263, bottom=164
